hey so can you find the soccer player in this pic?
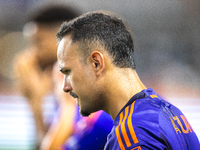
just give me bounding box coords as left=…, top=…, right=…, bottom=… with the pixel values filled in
left=56, top=11, right=200, bottom=149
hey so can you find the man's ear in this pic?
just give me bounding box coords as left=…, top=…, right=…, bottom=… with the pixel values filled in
left=90, top=51, right=105, bottom=76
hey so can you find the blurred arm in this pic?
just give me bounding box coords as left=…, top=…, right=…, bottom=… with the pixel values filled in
left=40, top=93, right=76, bottom=150
left=13, top=49, right=53, bottom=146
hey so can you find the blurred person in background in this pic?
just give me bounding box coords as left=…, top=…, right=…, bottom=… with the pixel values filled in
left=13, top=5, right=80, bottom=149
left=13, top=5, right=113, bottom=150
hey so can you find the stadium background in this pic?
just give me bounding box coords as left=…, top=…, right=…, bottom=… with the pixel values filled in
left=0, top=0, right=199, bottom=149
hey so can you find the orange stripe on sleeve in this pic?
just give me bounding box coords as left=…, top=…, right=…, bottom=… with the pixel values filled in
left=115, top=112, right=125, bottom=150
left=150, top=95, right=158, bottom=98
left=131, top=146, right=142, bottom=150
left=128, top=101, right=139, bottom=144
left=121, top=106, right=131, bottom=147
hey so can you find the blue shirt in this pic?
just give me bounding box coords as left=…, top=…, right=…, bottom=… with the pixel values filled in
left=63, top=109, right=113, bottom=150
left=104, top=88, right=200, bottom=150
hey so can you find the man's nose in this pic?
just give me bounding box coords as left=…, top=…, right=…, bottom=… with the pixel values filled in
left=63, top=76, right=72, bottom=92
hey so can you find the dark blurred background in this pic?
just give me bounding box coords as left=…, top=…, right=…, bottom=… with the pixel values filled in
left=0, top=0, right=199, bottom=149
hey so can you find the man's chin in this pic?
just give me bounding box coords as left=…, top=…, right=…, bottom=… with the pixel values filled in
left=80, top=109, right=90, bottom=117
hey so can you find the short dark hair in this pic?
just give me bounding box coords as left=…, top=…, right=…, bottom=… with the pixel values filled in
left=57, top=11, right=136, bottom=69
left=27, top=5, right=80, bottom=24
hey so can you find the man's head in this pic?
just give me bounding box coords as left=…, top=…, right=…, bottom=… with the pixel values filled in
left=24, top=5, right=80, bottom=70
left=57, top=11, right=136, bottom=116
left=57, top=11, right=136, bottom=70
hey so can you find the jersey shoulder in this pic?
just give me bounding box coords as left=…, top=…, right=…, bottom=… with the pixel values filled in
left=106, top=98, right=165, bottom=150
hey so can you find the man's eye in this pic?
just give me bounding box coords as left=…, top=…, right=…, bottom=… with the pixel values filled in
left=60, top=68, right=70, bottom=74
left=64, top=70, right=70, bottom=74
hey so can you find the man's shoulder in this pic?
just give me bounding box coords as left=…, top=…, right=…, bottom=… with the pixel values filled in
left=108, top=98, right=162, bottom=149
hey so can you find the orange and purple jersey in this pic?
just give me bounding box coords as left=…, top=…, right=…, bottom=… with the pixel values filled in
left=104, top=88, right=200, bottom=150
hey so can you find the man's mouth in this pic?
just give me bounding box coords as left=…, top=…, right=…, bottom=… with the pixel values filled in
left=70, top=91, right=79, bottom=99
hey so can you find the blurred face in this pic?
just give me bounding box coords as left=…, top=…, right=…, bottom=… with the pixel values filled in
left=57, top=35, right=104, bottom=116
left=31, top=23, right=58, bottom=69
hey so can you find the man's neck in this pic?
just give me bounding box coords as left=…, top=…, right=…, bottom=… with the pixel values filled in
left=105, top=69, right=146, bottom=120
